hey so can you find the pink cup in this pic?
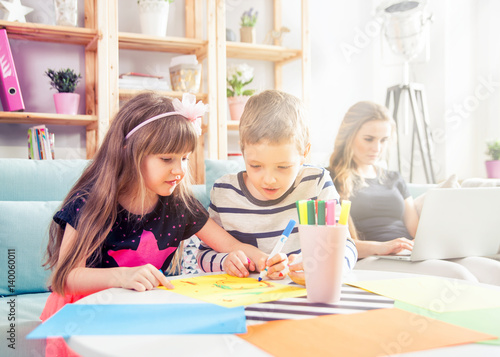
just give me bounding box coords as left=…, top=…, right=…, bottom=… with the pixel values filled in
left=298, top=225, right=347, bottom=303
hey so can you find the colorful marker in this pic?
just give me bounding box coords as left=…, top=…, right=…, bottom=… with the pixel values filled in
left=306, top=200, right=316, bottom=225
left=298, top=200, right=308, bottom=225
left=326, top=199, right=336, bottom=226
left=338, top=200, right=351, bottom=226
left=317, top=200, right=326, bottom=225
left=258, top=219, right=296, bottom=281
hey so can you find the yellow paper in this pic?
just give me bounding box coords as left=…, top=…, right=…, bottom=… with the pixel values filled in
left=159, top=274, right=306, bottom=307
left=347, top=276, right=500, bottom=312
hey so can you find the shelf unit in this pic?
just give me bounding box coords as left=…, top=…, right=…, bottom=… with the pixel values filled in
left=0, top=7, right=105, bottom=159
left=1, top=0, right=309, bottom=183
left=213, top=0, right=311, bottom=159
left=114, top=0, right=217, bottom=183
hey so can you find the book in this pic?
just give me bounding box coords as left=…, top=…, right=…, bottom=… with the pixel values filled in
left=28, top=125, right=54, bottom=160
left=118, top=72, right=170, bottom=91
left=0, top=29, right=24, bottom=111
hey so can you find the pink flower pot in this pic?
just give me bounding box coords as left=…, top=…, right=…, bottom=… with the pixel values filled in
left=227, top=95, right=250, bottom=122
left=53, top=93, right=80, bottom=115
left=485, top=160, right=500, bottom=178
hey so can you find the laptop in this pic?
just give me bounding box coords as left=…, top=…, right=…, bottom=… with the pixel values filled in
left=378, top=187, right=500, bottom=261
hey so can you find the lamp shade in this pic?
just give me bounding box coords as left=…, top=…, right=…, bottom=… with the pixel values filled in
left=378, top=0, right=432, bottom=61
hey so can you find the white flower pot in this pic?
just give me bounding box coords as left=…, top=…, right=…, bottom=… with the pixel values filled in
left=138, top=0, right=170, bottom=37
left=54, top=0, right=78, bottom=27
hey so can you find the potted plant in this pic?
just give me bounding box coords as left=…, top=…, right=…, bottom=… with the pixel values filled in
left=137, top=0, right=174, bottom=37
left=45, top=68, right=82, bottom=115
left=240, top=8, right=258, bottom=43
left=226, top=63, right=256, bottom=121
left=485, top=140, right=500, bottom=178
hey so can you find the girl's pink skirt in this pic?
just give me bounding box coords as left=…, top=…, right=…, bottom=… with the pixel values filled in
left=40, top=292, right=89, bottom=357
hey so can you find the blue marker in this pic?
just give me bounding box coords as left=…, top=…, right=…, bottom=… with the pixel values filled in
left=258, top=219, right=296, bottom=281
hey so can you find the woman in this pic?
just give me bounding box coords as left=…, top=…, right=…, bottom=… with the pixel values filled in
left=326, top=101, right=500, bottom=285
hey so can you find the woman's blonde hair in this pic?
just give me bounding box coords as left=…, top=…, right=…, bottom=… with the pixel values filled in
left=328, top=101, right=395, bottom=200
left=44, top=92, right=201, bottom=295
left=239, top=89, right=310, bottom=153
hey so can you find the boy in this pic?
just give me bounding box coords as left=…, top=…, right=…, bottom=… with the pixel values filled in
left=197, top=90, right=357, bottom=281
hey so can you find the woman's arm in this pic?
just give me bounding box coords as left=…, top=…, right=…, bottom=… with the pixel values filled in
left=59, top=225, right=173, bottom=295
left=403, top=196, right=420, bottom=238
left=355, top=238, right=414, bottom=258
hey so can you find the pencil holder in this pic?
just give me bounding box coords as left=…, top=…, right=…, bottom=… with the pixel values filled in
left=298, top=225, right=347, bottom=303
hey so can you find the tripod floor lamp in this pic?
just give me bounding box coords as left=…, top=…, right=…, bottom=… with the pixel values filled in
left=379, top=0, right=436, bottom=183
left=386, top=81, right=435, bottom=183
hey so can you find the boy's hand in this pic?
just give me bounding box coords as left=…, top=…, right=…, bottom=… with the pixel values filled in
left=265, top=253, right=289, bottom=280
left=223, top=250, right=256, bottom=278
left=288, top=254, right=305, bottom=286
left=120, top=264, right=174, bottom=291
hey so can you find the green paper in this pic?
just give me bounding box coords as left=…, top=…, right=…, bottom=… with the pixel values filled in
left=347, top=276, right=500, bottom=312
left=395, top=301, right=500, bottom=345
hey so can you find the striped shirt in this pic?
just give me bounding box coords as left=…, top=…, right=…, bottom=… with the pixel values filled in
left=196, top=165, right=358, bottom=273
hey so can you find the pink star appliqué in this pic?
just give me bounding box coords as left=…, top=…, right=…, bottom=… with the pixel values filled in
left=108, top=230, right=176, bottom=269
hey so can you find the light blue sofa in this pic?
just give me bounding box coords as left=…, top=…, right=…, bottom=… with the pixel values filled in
left=0, top=159, right=90, bottom=354
left=0, top=157, right=434, bottom=354
left=0, top=158, right=218, bottom=354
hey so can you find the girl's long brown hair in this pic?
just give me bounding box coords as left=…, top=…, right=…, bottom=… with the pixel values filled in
left=44, top=92, right=201, bottom=295
left=328, top=101, right=395, bottom=200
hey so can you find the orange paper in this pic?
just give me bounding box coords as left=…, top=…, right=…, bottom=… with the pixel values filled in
left=238, top=308, right=495, bottom=357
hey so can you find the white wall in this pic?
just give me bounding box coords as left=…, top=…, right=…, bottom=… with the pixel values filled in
left=2, top=0, right=499, bottom=183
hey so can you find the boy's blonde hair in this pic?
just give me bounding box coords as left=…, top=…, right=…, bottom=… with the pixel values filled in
left=239, top=90, right=309, bottom=153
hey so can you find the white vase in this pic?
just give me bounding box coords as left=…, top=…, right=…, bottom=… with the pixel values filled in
left=53, top=0, right=78, bottom=27
left=138, top=0, right=170, bottom=37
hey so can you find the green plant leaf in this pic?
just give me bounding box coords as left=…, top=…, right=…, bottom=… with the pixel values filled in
left=242, top=89, right=255, bottom=96
left=45, top=68, right=82, bottom=93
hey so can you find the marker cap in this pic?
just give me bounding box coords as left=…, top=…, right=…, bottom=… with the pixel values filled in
left=283, top=219, right=296, bottom=237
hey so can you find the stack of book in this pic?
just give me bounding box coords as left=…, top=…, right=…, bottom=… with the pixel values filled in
left=118, top=72, right=170, bottom=91
left=28, top=125, right=54, bottom=160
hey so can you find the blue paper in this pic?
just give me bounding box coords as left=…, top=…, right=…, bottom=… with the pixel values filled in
left=27, top=303, right=246, bottom=339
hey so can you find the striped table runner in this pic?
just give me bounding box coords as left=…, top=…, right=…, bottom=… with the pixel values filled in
left=245, top=285, right=394, bottom=325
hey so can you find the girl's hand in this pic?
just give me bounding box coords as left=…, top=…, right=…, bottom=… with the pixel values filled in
left=223, top=250, right=256, bottom=278
left=120, top=264, right=174, bottom=291
left=376, top=238, right=414, bottom=256
left=265, top=253, right=289, bottom=280
left=288, top=254, right=305, bottom=285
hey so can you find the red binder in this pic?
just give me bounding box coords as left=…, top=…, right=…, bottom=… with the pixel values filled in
left=0, top=29, right=24, bottom=112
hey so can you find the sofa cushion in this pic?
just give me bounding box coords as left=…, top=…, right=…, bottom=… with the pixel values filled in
left=461, top=178, right=500, bottom=187
left=204, top=158, right=246, bottom=199
left=0, top=201, right=61, bottom=296
left=0, top=159, right=89, bottom=201
left=192, top=184, right=210, bottom=210
left=413, top=174, right=459, bottom=216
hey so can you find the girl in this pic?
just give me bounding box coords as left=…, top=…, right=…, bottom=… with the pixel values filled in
left=326, top=100, right=500, bottom=285
left=42, top=92, right=267, bottom=321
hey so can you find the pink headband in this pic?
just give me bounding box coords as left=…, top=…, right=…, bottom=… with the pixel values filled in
left=125, top=93, right=208, bottom=140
